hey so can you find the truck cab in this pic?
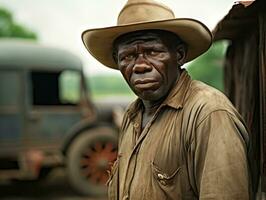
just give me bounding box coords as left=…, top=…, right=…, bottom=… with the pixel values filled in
left=0, top=38, right=119, bottom=196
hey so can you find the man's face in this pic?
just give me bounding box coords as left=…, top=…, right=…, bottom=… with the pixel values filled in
left=114, top=31, right=185, bottom=102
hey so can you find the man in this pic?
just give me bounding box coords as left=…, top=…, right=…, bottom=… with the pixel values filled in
left=82, top=0, right=252, bottom=199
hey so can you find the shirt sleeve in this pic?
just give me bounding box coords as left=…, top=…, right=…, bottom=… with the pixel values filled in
left=191, top=110, right=251, bottom=199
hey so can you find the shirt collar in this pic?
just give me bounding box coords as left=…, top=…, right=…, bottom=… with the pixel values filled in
left=126, top=70, right=192, bottom=120
left=163, top=70, right=192, bottom=109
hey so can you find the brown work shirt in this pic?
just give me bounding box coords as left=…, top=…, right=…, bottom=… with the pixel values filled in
left=108, top=71, right=251, bottom=200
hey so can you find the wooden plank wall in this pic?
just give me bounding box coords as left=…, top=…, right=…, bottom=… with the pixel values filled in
left=259, top=9, right=266, bottom=193
left=224, top=25, right=260, bottom=195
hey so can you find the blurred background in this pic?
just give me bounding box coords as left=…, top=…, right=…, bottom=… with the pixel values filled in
left=0, top=0, right=234, bottom=100
left=0, top=0, right=236, bottom=199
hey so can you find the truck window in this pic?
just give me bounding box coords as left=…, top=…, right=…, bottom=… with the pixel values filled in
left=60, top=70, right=81, bottom=104
left=0, top=71, right=19, bottom=107
left=31, top=70, right=81, bottom=106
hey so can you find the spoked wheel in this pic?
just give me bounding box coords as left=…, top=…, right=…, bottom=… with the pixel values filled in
left=81, top=141, right=117, bottom=185
left=66, top=126, right=118, bottom=196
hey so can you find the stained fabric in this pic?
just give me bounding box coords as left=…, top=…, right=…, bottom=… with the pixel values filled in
left=108, top=71, right=251, bottom=200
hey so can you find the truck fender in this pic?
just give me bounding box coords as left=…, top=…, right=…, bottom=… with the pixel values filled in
left=61, top=119, right=117, bottom=155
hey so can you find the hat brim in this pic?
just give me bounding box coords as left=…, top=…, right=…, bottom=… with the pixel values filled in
left=82, top=18, right=212, bottom=70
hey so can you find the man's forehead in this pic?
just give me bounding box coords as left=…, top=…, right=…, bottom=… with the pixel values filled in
left=116, top=31, right=163, bottom=46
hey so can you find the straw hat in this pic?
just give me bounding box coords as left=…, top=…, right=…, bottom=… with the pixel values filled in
left=82, top=0, right=212, bottom=70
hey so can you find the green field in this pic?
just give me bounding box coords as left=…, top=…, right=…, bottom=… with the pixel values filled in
left=87, top=75, right=136, bottom=100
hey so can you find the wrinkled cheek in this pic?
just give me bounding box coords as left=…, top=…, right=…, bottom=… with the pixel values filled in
left=149, top=60, right=166, bottom=78
left=120, top=65, right=133, bottom=84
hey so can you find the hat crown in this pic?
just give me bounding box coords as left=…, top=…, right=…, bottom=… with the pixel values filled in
left=117, top=0, right=175, bottom=25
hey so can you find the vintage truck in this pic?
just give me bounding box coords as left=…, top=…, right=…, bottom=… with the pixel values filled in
left=0, top=38, right=122, bottom=196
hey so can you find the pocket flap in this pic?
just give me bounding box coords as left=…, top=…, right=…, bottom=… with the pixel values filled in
left=152, top=162, right=182, bottom=184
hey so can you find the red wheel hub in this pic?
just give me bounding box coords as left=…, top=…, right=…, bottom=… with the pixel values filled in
left=80, top=141, right=117, bottom=184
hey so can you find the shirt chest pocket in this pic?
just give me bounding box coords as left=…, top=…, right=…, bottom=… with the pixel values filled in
left=150, top=132, right=185, bottom=199
left=151, top=162, right=184, bottom=199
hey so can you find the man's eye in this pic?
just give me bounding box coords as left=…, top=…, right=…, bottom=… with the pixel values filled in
left=126, top=54, right=135, bottom=59
left=147, top=50, right=159, bottom=56
left=121, top=54, right=135, bottom=61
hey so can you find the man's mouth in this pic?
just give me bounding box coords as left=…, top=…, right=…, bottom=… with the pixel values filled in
left=133, top=79, right=159, bottom=90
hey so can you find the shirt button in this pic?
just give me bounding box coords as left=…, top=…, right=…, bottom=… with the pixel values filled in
left=134, top=123, right=139, bottom=128
left=157, top=173, right=164, bottom=179
left=159, top=179, right=167, bottom=186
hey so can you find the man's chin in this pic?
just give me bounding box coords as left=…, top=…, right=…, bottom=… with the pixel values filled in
left=137, top=90, right=164, bottom=102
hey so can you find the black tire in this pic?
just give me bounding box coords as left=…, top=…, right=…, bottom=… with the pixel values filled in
left=66, top=125, right=118, bottom=196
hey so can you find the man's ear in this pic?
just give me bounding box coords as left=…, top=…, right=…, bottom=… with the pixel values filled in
left=176, top=43, right=187, bottom=66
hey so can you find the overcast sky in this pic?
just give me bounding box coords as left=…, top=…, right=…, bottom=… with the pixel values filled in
left=0, top=0, right=235, bottom=75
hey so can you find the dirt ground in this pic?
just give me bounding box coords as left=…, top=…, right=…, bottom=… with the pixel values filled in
left=0, top=167, right=107, bottom=200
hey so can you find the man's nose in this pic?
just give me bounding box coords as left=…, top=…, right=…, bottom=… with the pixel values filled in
left=133, top=54, right=152, bottom=73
